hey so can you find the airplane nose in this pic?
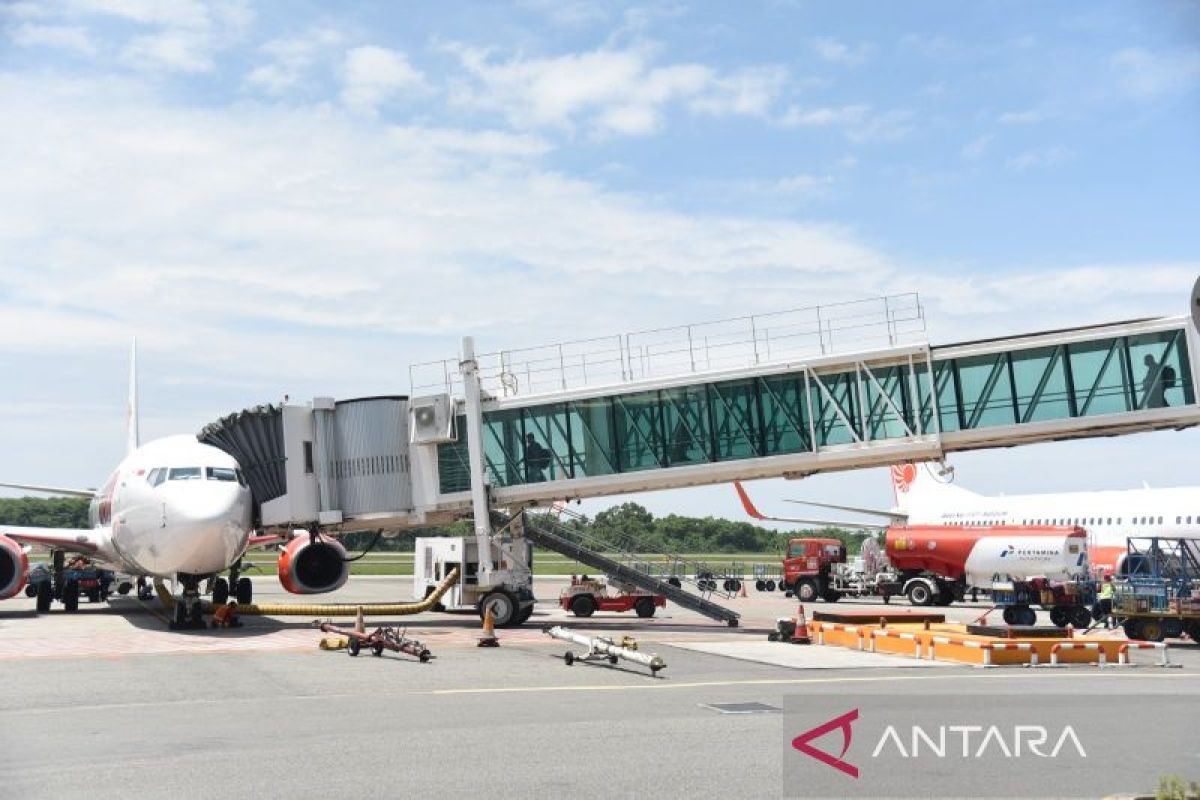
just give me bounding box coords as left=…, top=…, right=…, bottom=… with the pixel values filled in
left=153, top=485, right=249, bottom=575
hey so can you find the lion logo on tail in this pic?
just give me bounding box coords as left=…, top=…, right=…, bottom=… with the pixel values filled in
left=890, top=463, right=917, bottom=494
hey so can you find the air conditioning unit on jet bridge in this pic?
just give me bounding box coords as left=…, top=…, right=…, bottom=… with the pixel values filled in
left=409, top=394, right=456, bottom=444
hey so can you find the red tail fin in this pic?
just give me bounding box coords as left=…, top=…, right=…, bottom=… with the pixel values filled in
left=734, top=481, right=767, bottom=520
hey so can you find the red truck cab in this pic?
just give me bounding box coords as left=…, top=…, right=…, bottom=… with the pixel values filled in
left=783, top=538, right=847, bottom=602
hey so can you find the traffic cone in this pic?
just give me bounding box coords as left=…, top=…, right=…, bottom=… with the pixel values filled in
left=354, top=605, right=365, bottom=635
left=478, top=607, right=500, bottom=647
left=791, top=604, right=811, bottom=644
left=737, top=581, right=748, bottom=599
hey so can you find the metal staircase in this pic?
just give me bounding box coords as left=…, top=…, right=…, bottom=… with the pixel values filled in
left=519, top=510, right=740, bottom=627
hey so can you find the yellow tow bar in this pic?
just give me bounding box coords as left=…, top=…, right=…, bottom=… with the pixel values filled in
left=154, top=567, right=461, bottom=617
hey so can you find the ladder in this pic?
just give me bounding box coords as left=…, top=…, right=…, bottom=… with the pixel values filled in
left=519, top=511, right=740, bottom=627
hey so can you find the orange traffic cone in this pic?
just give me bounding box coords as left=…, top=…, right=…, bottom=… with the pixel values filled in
left=737, top=581, right=748, bottom=599
left=478, top=606, right=500, bottom=647
left=791, top=604, right=811, bottom=644
left=354, top=605, right=365, bottom=635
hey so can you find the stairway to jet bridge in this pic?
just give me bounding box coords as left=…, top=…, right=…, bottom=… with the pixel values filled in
left=520, top=510, right=741, bottom=626
left=199, top=288, right=1200, bottom=533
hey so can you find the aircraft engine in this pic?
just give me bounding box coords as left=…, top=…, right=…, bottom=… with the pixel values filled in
left=277, top=535, right=350, bottom=595
left=0, top=535, right=29, bottom=600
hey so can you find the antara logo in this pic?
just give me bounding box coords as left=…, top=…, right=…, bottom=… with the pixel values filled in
left=792, top=709, right=859, bottom=778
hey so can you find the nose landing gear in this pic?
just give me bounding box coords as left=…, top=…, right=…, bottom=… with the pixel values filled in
left=170, top=575, right=209, bottom=630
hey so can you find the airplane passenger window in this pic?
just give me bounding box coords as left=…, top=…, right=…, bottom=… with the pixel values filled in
left=168, top=467, right=202, bottom=481
left=207, top=467, right=238, bottom=482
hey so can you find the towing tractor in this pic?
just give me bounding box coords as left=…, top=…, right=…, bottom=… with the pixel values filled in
left=559, top=575, right=666, bottom=618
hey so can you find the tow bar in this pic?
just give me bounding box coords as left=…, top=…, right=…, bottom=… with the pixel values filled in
left=313, top=620, right=433, bottom=662
left=544, top=625, right=666, bottom=676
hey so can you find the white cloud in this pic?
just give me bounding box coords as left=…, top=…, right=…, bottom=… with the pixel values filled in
left=998, top=109, right=1042, bottom=125
left=1006, top=145, right=1072, bottom=171
left=445, top=43, right=786, bottom=135
left=8, top=22, right=96, bottom=54
left=779, top=104, right=868, bottom=127
left=809, top=36, right=872, bottom=66
left=246, top=27, right=343, bottom=94
left=340, top=45, right=427, bottom=114
left=961, top=133, right=994, bottom=160
left=1112, top=47, right=1200, bottom=98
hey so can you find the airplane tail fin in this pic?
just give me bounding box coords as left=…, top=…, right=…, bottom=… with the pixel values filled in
left=890, top=461, right=977, bottom=519
left=126, top=339, right=140, bottom=455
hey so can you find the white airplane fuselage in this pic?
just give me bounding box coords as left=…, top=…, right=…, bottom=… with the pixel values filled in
left=87, top=435, right=253, bottom=577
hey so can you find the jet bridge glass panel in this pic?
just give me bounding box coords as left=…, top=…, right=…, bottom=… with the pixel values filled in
left=437, top=329, right=1194, bottom=494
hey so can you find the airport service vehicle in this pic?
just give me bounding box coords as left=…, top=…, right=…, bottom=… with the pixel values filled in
left=559, top=575, right=666, bottom=618
left=780, top=537, right=890, bottom=603
left=1111, top=536, right=1200, bottom=642
left=413, top=535, right=536, bottom=627
left=0, top=344, right=256, bottom=629
left=314, top=620, right=433, bottom=661
left=884, top=524, right=1089, bottom=614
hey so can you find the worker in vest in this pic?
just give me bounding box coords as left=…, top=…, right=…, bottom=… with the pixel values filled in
left=1097, top=575, right=1115, bottom=629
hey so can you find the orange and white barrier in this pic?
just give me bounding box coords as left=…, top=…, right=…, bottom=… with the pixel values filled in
left=1117, top=641, right=1170, bottom=667
left=869, top=627, right=922, bottom=659
left=1050, top=641, right=1100, bottom=666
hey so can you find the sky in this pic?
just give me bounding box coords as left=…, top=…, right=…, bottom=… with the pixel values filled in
left=1, top=1, right=1198, bottom=526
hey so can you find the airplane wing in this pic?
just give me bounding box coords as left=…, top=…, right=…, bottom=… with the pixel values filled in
left=0, top=525, right=102, bottom=553
left=0, top=481, right=96, bottom=498
left=781, top=498, right=906, bottom=522
left=734, top=482, right=888, bottom=530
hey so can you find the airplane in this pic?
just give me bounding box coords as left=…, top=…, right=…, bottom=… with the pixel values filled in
left=0, top=343, right=256, bottom=629
left=735, top=460, right=1200, bottom=576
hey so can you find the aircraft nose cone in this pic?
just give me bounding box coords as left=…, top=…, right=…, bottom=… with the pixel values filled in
left=153, top=485, right=249, bottom=575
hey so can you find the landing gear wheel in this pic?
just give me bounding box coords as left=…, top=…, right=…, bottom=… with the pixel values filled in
left=906, top=581, right=934, bottom=607
left=570, top=594, right=597, bottom=618
left=634, top=597, right=656, bottom=618
left=796, top=579, right=819, bottom=603
left=514, top=604, right=535, bottom=625
left=62, top=580, right=79, bottom=613
left=479, top=591, right=518, bottom=627
left=1070, top=605, right=1092, bottom=629
left=189, top=600, right=206, bottom=629
left=347, top=639, right=361, bottom=657
left=36, top=581, right=52, bottom=613
left=212, top=577, right=229, bottom=605
left=235, top=577, right=253, bottom=605
left=1049, top=607, right=1069, bottom=628
left=171, top=599, right=187, bottom=630
left=87, top=589, right=101, bottom=604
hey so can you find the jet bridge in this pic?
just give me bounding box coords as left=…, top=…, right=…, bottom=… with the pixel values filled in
left=200, top=289, right=1200, bottom=533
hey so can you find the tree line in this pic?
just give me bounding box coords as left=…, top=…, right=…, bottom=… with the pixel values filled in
left=0, top=497, right=874, bottom=555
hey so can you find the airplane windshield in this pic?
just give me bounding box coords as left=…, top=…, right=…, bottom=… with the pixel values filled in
left=207, top=467, right=238, bottom=482
left=168, top=467, right=202, bottom=481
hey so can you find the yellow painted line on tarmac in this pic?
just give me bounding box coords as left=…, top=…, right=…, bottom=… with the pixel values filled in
left=431, top=670, right=1199, bottom=696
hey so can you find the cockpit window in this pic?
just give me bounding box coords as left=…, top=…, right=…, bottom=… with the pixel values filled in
left=168, top=467, right=202, bottom=481
left=147, top=468, right=167, bottom=487
left=207, top=467, right=238, bottom=482
left=235, top=469, right=247, bottom=487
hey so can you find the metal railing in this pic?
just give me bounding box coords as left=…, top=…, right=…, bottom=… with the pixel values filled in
left=410, top=292, right=926, bottom=399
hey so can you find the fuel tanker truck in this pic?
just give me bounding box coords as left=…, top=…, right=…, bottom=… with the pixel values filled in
left=881, top=525, right=1092, bottom=624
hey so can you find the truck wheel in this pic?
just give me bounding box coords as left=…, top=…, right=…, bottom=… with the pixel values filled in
left=36, top=581, right=52, bottom=613
left=934, top=585, right=954, bottom=606
left=212, top=577, right=229, bottom=605
left=1070, top=606, right=1092, bottom=629
left=1016, top=606, right=1037, bottom=626
left=1139, top=619, right=1165, bottom=642
left=514, top=604, right=534, bottom=625
left=1049, top=607, right=1069, bottom=628
left=635, top=597, right=656, bottom=618
left=480, top=591, right=518, bottom=627
left=1183, top=619, right=1200, bottom=642
left=796, top=579, right=819, bottom=603
left=1122, top=619, right=1142, bottom=640
left=570, top=594, right=596, bottom=618
left=906, top=581, right=934, bottom=607
left=1002, top=606, right=1017, bottom=625
left=822, top=589, right=841, bottom=603
left=62, top=580, right=79, bottom=613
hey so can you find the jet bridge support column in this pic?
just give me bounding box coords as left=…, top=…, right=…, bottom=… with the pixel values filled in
left=460, top=336, right=496, bottom=581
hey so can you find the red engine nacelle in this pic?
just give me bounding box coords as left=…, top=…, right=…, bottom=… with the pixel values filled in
left=277, top=536, right=350, bottom=595
left=0, top=534, right=29, bottom=600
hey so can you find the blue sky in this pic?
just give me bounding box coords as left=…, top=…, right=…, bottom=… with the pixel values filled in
left=1, top=1, right=1198, bottom=521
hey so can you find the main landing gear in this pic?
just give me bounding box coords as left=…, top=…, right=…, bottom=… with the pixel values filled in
left=211, top=560, right=253, bottom=606
left=170, top=575, right=208, bottom=630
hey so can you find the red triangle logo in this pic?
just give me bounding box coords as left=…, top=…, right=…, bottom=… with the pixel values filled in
left=791, top=708, right=859, bottom=778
